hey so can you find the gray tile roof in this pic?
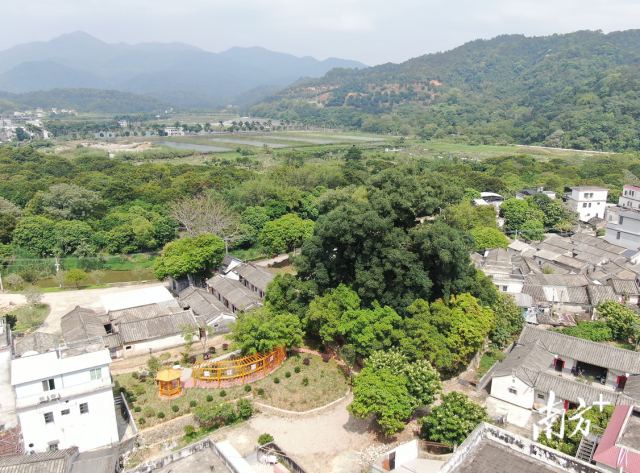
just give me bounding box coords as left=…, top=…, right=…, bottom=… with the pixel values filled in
left=108, top=301, right=181, bottom=324
left=0, top=447, right=78, bottom=473
left=206, top=275, right=263, bottom=311
left=234, top=263, right=275, bottom=293
left=553, top=255, right=588, bottom=271
left=524, top=273, right=590, bottom=287
left=178, top=287, right=234, bottom=323
left=102, top=333, right=122, bottom=349
left=14, top=332, right=59, bottom=356
left=522, top=285, right=589, bottom=304
left=587, top=284, right=620, bottom=305
left=509, top=292, right=533, bottom=307
left=117, top=309, right=197, bottom=344
left=623, top=374, right=640, bottom=400
left=493, top=342, right=555, bottom=386
left=60, top=307, right=107, bottom=343
left=70, top=447, right=118, bottom=473
left=518, top=325, right=640, bottom=374
left=609, top=278, right=640, bottom=296
left=533, top=371, right=635, bottom=406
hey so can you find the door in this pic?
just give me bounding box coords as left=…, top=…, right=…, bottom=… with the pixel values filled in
left=618, top=376, right=627, bottom=390
left=554, top=358, right=564, bottom=372
left=389, top=452, right=396, bottom=471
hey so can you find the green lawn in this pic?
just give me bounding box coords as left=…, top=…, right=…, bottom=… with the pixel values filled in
left=7, top=304, right=51, bottom=332
left=114, top=354, right=348, bottom=429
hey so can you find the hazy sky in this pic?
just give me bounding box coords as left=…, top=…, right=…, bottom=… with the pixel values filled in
left=2, top=0, right=640, bottom=65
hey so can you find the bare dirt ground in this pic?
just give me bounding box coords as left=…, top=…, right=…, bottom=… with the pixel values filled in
left=86, top=141, right=153, bottom=153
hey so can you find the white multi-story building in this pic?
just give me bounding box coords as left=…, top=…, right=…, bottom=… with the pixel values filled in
left=0, top=320, right=18, bottom=432
left=605, top=208, right=640, bottom=250
left=164, top=127, right=184, bottom=136
left=564, top=186, right=609, bottom=222
left=11, top=341, right=119, bottom=453
left=619, top=184, right=640, bottom=210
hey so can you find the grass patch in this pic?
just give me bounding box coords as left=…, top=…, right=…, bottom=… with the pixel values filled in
left=474, top=351, right=505, bottom=380
left=229, top=247, right=266, bottom=261
left=103, top=254, right=157, bottom=271
left=8, top=304, right=50, bottom=332
left=113, top=354, right=347, bottom=429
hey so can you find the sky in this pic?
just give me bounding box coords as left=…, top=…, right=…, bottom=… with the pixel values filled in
left=2, top=0, right=640, bottom=66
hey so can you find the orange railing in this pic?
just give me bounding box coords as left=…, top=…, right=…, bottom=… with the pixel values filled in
left=192, top=346, right=287, bottom=387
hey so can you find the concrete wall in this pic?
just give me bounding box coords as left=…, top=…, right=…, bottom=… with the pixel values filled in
left=604, top=224, right=640, bottom=250
left=491, top=376, right=535, bottom=409
left=385, top=440, right=418, bottom=469
left=20, top=387, right=119, bottom=453
left=0, top=347, right=17, bottom=429
left=123, top=334, right=186, bottom=357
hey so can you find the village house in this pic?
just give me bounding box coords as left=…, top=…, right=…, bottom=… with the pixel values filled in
left=591, top=404, right=640, bottom=473
left=0, top=446, right=119, bottom=473
left=564, top=186, right=609, bottom=222
left=488, top=326, right=639, bottom=412
left=11, top=338, right=120, bottom=453
left=178, top=286, right=236, bottom=335
left=206, top=262, right=275, bottom=313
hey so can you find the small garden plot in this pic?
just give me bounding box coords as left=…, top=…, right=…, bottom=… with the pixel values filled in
left=113, top=353, right=348, bottom=428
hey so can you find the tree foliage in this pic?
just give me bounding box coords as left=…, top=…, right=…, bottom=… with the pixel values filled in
left=228, top=305, right=302, bottom=355
left=259, top=213, right=314, bottom=255
left=419, top=392, right=487, bottom=445
left=154, top=234, right=225, bottom=282
left=596, top=300, right=638, bottom=340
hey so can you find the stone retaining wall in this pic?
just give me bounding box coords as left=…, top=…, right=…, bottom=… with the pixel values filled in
left=254, top=389, right=350, bottom=419
left=138, top=413, right=196, bottom=445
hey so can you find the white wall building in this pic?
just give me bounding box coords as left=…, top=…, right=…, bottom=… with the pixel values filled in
left=565, top=186, right=609, bottom=222
left=604, top=209, right=640, bottom=250
left=619, top=184, right=640, bottom=210
left=0, top=320, right=18, bottom=431
left=11, top=343, right=119, bottom=453
left=164, top=127, right=184, bottom=136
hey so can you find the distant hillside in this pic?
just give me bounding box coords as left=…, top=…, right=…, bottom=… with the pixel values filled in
left=0, top=32, right=367, bottom=108
left=251, top=29, right=640, bottom=152
left=0, top=89, right=170, bottom=113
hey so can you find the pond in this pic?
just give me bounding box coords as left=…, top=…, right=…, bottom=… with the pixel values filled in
left=33, top=269, right=151, bottom=288
left=206, top=138, right=289, bottom=148
left=160, top=141, right=233, bottom=152
left=256, top=135, right=337, bottom=144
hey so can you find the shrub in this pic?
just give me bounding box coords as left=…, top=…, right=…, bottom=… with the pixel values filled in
left=138, top=375, right=147, bottom=383
left=303, top=358, right=310, bottom=366
left=134, top=385, right=146, bottom=395
left=159, top=352, right=171, bottom=361
left=258, top=433, right=274, bottom=445
left=258, top=388, right=264, bottom=395
left=143, top=406, right=155, bottom=417
left=220, top=390, right=227, bottom=397
left=190, top=400, right=197, bottom=407
left=181, top=352, right=190, bottom=364
left=131, top=372, right=139, bottom=379
left=322, top=355, right=330, bottom=363
left=244, top=385, right=251, bottom=392
left=294, top=366, right=301, bottom=373
left=302, top=376, right=309, bottom=386
left=147, top=356, right=161, bottom=372
left=189, top=355, right=196, bottom=364
left=130, top=396, right=137, bottom=402
left=126, top=391, right=134, bottom=397
left=274, top=377, right=280, bottom=384
left=172, top=405, right=179, bottom=412
left=134, top=406, right=142, bottom=412
left=237, top=398, right=253, bottom=420
left=209, top=346, right=216, bottom=353
left=119, top=387, right=126, bottom=393
left=139, top=418, right=145, bottom=425
left=222, top=343, right=229, bottom=350
left=285, top=372, right=291, bottom=378
left=207, top=395, right=214, bottom=402
left=184, top=425, right=195, bottom=435
left=157, top=412, right=165, bottom=419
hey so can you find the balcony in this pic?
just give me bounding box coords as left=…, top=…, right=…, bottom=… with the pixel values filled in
left=15, top=377, right=113, bottom=409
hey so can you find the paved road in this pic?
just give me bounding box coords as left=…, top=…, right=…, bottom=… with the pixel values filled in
left=0, top=281, right=166, bottom=335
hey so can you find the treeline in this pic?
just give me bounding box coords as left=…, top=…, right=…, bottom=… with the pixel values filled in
left=251, top=30, right=640, bottom=152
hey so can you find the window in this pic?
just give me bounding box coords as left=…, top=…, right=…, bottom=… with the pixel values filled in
left=620, top=217, right=624, bottom=225
left=125, top=346, right=132, bottom=350
left=42, top=379, right=55, bottom=392
left=61, top=409, right=70, bottom=416
left=588, top=203, right=592, bottom=208
left=79, top=403, right=89, bottom=415
left=617, top=232, right=621, bottom=240
left=44, top=412, right=53, bottom=424
left=48, top=443, right=59, bottom=451
left=502, top=286, right=508, bottom=291
left=537, top=394, right=545, bottom=399
left=90, top=368, right=102, bottom=380
left=508, top=387, right=517, bottom=395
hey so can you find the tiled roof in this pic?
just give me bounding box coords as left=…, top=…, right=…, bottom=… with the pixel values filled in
left=60, top=307, right=107, bottom=343
left=522, top=285, right=589, bottom=304
left=108, top=301, right=181, bottom=324
left=609, top=278, right=640, bottom=296
left=14, top=332, right=59, bottom=356
left=587, top=284, right=621, bottom=305
left=518, top=326, right=640, bottom=374
left=102, top=333, right=122, bottom=349
left=493, top=342, right=555, bottom=386
left=70, top=447, right=118, bottom=473
left=532, top=249, right=562, bottom=262
left=178, top=287, right=233, bottom=323
left=117, top=310, right=197, bottom=344
left=206, top=275, right=263, bottom=311
left=554, top=255, right=588, bottom=270
left=234, top=263, right=275, bottom=293
left=508, top=240, right=533, bottom=252
left=533, top=371, right=633, bottom=406
left=0, top=447, right=78, bottom=473
left=524, top=274, right=589, bottom=287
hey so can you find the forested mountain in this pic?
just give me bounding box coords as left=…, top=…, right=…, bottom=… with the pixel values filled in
left=251, top=30, right=640, bottom=152
left=0, top=32, right=366, bottom=108
left=0, top=88, right=170, bottom=113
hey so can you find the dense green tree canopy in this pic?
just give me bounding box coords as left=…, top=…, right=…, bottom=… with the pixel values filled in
left=419, top=392, right=487, bottom=445
left=258, top=213, right=314, bottom=255
left=228, top=305, right=302, bottom=355
left=153, top=234, right=225, bottom=282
